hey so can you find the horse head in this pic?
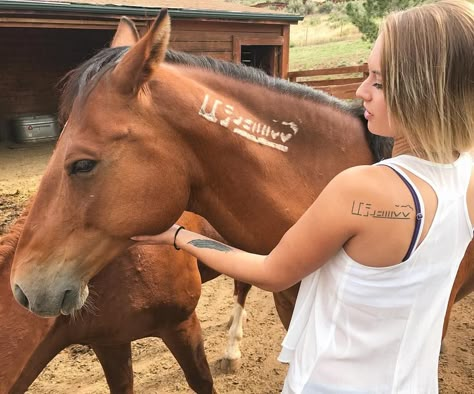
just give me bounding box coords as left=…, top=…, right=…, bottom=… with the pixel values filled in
left=10, top=10, right=191, bottom=317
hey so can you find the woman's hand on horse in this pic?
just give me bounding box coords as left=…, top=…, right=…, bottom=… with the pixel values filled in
left=131, top=224, right=180, bottom=246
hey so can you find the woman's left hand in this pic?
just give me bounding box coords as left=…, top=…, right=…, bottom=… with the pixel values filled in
left=131, top=224, right=181, bottom=246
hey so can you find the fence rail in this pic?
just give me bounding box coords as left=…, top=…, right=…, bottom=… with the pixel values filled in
left=287, top=64, right=368, bottom=100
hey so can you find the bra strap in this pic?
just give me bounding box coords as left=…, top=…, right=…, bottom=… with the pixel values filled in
left=381, top=165, right=424, bottom=262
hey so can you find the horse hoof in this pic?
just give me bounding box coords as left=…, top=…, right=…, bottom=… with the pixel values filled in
left=217, top=357, right=242, bottom=373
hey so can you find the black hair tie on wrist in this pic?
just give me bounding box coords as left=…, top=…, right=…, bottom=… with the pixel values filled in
left=174, top=226, right=185, bottom=250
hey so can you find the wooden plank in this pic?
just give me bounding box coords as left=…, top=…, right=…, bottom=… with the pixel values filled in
left=0, top=17, right=121, bottom=29
left=170, top=41, right=232, bottom=52
left=170, top=30, right=277, bottom=42
left=0, top=21, right=117, bottom=29
left=232, top=36, right=241, bottom=64
left=302, top=77, right=365, bottom=87
left=288, top=64, right=368, bottom=79
left=233, top=36, right=284, bottom=46
left=171, top=51, right=232, bottom=61
left=197, top=51, right=233, bottom=61
left=281, top=24, right=289, bottom=79
left=174, top=20, right=281, bottom=34
left=316, top=82, right=362, bottom=100
left=0, top=28, right=110, bottom=41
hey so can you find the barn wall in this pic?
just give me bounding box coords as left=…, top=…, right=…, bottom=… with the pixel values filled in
left=0, top=19, right=285, bottom=142
left=0, top=27, right=113, bottom=141
left=170, top=20, right=283, bottom=61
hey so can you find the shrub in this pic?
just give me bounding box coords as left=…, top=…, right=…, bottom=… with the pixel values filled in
left=318, top=1, right=334, bottom=14
left=287, top=0, right=316, bottom=15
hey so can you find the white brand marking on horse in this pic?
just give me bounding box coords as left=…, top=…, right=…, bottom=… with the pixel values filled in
left=198, top=94, right=299, bottom=153
left=282, top=121, right=299, bottom=133
left=220, top=118, right=231, bottom=127
left=242, top=119, right=253, bottom=132
left=199, top=94, right=221, bottom=122
left=233, top=117, right=243, bottom=126
left=224, top=105, right=234, bottom=115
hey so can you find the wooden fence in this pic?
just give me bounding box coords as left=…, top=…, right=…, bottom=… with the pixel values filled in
left=287, top=63, right=368, bottom=100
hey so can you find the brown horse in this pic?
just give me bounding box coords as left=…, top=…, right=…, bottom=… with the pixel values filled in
left=1, top=206, right=224, bottom=393
left=1, top=19, right=249, bottom=393
left=9, top=9, right=472, bottom=383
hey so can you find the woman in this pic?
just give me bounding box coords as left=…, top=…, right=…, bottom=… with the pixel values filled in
left=133, top=1, right=474, bottom=392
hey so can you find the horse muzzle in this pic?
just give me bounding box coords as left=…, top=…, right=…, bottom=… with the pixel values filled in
left=12, top=275, right=89, bottom=317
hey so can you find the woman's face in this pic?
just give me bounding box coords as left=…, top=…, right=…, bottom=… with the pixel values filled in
left=356, top=36, right=394, bottom=137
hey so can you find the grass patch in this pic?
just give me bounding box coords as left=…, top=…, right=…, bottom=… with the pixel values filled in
left=288, top=10, right=372, bottom=71
left=289, top=39, right=371, bottom=71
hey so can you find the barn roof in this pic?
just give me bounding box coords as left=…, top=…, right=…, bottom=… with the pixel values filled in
left=0, top=0, right=303, bottom=22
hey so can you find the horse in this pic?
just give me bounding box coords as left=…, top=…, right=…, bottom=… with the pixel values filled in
left=1, top=18, right=251, bottom=393
left=9, top=10, right=473, bottom=388
left=1, top=205, right=226, bottom=393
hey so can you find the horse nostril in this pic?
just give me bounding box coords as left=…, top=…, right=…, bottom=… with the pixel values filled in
left=61, top=289, right=75, bottom=314
left=14, top=284, right=30, bottom=309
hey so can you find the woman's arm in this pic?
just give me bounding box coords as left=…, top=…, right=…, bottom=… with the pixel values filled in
left=132, top=167, right=368, bottom=292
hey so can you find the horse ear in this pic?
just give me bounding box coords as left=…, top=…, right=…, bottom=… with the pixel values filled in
left=110, top=16, right=140, bottom=48
left=111, top=9, right=171, bottom=95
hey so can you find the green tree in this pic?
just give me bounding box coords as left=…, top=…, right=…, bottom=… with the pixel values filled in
left=345, top=0, right=425, bottom=42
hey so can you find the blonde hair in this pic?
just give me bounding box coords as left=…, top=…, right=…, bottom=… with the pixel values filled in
left=380, top=0, right=474, bottom=162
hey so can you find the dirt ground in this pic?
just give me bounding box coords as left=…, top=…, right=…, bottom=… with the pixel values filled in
left=0, top=142, right=472, bottom=394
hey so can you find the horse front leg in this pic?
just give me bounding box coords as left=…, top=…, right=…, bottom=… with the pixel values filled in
left=160, top=311, right=215, bottom=394
left=218, top=280, right=251, bottom=373
left=91, top=342, right=134, bottom=394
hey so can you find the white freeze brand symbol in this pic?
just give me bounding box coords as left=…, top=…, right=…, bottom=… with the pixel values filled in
left=198, top=94, right=299, bottom=153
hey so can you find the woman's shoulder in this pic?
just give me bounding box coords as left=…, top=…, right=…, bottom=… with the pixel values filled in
left=328, top=165, right=399, bottom=198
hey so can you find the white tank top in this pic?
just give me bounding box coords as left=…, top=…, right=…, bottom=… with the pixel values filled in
left=279, top=153, right=473, bottom=394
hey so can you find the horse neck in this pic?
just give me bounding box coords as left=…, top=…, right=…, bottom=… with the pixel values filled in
left=161, top=66, right=373, bottom=251
left=0, top=214, right=60, bottom=391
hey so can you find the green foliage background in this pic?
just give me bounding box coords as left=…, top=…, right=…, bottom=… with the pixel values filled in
left=345, top=0, right=425, bottom=42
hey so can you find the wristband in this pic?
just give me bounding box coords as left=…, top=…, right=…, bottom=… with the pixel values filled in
left=174, top=226, right=185, bottom=250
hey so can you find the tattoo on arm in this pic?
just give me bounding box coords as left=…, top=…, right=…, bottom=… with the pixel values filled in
left=188, top=239, right=234, bottom=252
left=351, top=200, right=413, bottom=219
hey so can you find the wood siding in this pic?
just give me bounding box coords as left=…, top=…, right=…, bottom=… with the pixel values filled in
left=170, top=20, right=283, bottom=62
left=0, top=19, right=286, bottom=141
left=0, top=27, right=113, bottom=119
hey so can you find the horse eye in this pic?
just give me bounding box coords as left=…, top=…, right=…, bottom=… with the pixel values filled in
left=70, top=160, right=97, bottom=175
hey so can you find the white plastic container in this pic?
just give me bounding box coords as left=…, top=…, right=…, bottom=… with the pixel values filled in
left=11, top=114, right=60, bottom=143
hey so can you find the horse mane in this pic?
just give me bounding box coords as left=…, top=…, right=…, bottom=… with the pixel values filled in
left=58, top=47, right=392, bottom=162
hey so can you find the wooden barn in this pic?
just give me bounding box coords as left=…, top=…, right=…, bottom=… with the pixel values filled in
left=0, top=0, right=302, bottom=143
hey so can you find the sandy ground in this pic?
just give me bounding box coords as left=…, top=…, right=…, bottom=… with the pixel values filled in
left=0, top=142, right=473, bottom=394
